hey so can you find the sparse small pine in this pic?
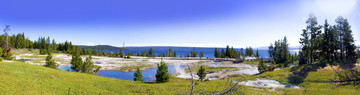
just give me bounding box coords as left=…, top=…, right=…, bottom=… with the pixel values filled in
left=81, top=56, right=94, bottom=74
left=155, top=59, right=170, bottom=83
left=257, top=57, right=267, bottom=74
left=197, top=66, right=207, bottom=81
left=45, top=53, right=57, bottom=69
left=70, top=50, right=83, bottom=72
left=133, top=68, right=144, bottom=82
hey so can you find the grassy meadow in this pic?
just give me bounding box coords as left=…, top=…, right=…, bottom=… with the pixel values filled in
left=1, top=59, right=360, bottom=94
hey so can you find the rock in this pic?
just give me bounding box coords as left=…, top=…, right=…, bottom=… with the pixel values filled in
left=207, top=71, right=216, bottom=73
left=285, top=83, right=292, bottom=88
left=95, top=61, right=103, bottom=64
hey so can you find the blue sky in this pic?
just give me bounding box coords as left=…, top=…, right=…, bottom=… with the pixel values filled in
left=0, top=0, right=359, bottom=48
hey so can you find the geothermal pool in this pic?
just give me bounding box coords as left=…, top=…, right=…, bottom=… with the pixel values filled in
left=58, top=65, right=188, bottom=82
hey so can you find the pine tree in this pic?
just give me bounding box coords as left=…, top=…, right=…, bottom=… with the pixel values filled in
left=245, top=47, right=254, bottom=57
left=168, top=48, right=173, bottom=57
left=335, top=16, right=356, bottom=60
left=214, top=48, right=220, bottom=58
left=225, top=45, right=230, bottom=58
left=249, top=47, right=254, bottom=56
left=133, top=68, right=144, bottom=82
left=305, top=14, right=322, bottom=63
left=45, top=53, right=57, bottom=69
left=148, top=48, right=154, bottom=57
left=328, top=26, right=339, bottom=60
left=269, top=37, right=290, bottom=67
left=199, top=51, right=204, bottom=59
left=155, top=59, right=170, bottom=83
left=197, top=66, right=207, bottom=81
left=81, top=56, right=94, bottom=74
left=191, top=50, right=197, bottom=57
left=257, top=57, right=267, bottom=73
left=52, top=39, right=57, bottom=51
left=300, top=29, right=310, bottom=64
left=41, top=37, right=46, bottom=50
left=87, top=48, right=92, bottom=55
left=322, top=19, right=331, bottom=60
left=245, top=47, right=249, bottom=56
left=173, top=51, right=177, bottom=57
left=136, top=52, right=140, bottom=56
left=81, top=48, right=86, bottom=55
left=220, top=49, right=225, bottom=58
left=281, top=37, right=290, bottom=67
left=298, top=51, right=306, bottom=65
left=142, top=50, right=146, bottom=57
left=91, top=46, right=96, bottom=56
left=70, top=50, right=83, bottom=72
left=255, top=49, right=259, bottom=59
left=46, top=36, right=51, bottom=50
left=268, top=43, right=274, bottom=59
left=240, top=48, right=244, bottom=57
left=230, top=47, right=236, bottom=58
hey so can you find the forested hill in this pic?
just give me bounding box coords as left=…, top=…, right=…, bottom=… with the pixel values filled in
left=76, top=45, right=122, bottom=50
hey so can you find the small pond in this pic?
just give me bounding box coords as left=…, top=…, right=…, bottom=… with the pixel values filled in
left=58, top=66, right=74, bottom=71
left=57, top=65, right=187, bottom=82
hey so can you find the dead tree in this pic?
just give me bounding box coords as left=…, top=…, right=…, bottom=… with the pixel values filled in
left=2, top=25, right=11, bottom=58
left=331, top=69, right=360, bottom=86
left=197, top=78, right=243, bottom=95
left=187, top=64, right=243, bottom=95
left=187, top=65, right=194, bottom=95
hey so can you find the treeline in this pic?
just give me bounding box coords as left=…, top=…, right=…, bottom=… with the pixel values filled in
left=0, top=33, right=78, bottom=56
left=214, top=45, right=259, bottom=59
left=80, top=46, right=124, bottom=57
left=0, top=33, right=33, bottom=49
left=184, top=49, right=204, bottom=58
left=268, top=37, right=298, bottom=67
left=0, top=34, right=78, bottom=55
left=132, top=48, right=155, bottom=57
left=156, top=48, right=176, bottom=57
left=0, top=33, right=127, bottom=57
left=0, top=33, right=126, bottom=58
left=299, top=15, right=356, bottom=64
left=128, top=48, right=206, bottom=58
left=34, top=37, right=80, bottom=55
left=267, top=15, right=357, bottom=68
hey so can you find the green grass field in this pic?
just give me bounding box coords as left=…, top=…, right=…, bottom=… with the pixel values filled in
left=0, top=61, right=243, bottom=94
left=1, top=60, right=359, bottom=94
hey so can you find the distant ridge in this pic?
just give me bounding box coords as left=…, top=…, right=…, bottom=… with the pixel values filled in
left=76, top=45, right=122, bottom=50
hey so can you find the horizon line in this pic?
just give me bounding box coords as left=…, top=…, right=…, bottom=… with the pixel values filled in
left=75, top=44, right=303, bottom=49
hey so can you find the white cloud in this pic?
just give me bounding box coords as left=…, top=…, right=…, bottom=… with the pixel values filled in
left=79, top=43, right=96, bottom=46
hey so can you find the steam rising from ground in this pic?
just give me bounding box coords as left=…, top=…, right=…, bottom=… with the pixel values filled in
left=174, top=64, right=199, bottom=79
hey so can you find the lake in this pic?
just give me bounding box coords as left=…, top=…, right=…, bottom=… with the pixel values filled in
left=102, top=47, right=300, bottom=58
